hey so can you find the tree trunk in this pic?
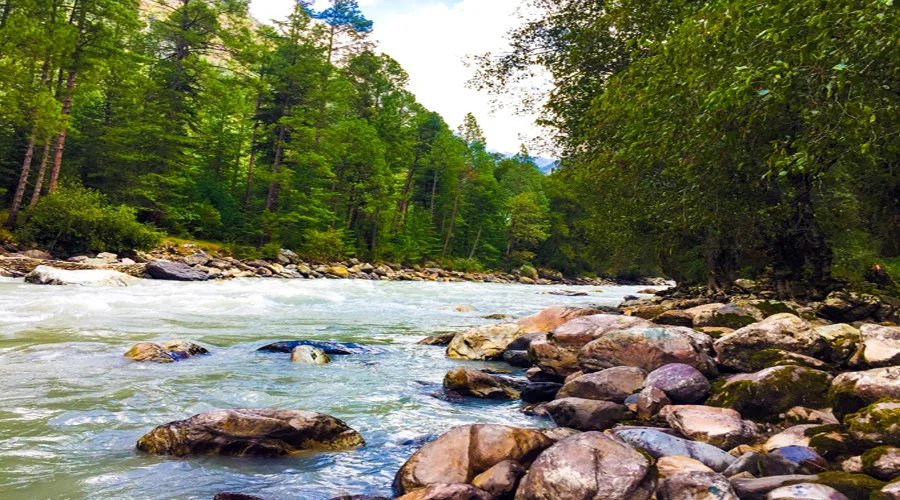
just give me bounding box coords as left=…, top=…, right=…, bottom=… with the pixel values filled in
left=28, top=140, right=51, bottom=208
left=441, top=179, right=463, bottom=256
left=467, top=225, right=482, bottom=260
left=48, top=69, right=77, bottom=193
left=244, top=92, right=263, bottom=206
left=704, top=233, right=737, bottom=295
left=1, top=0, right=11, bottom=28
left=429, top=171, right=438, bottom=222
left=5, top=133, right=36, bottom=228
left=265, top=126, right=286, bottom=212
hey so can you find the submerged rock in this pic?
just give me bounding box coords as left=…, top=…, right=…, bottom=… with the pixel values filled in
left=446, top=323, right=524, bottom=360
left=862, top=446, right=900, bottom=481
left=291, top=346, right=330, bottom=364
left=124, top=340, right=209, bottom=363
left=417, top=333, right=456, bottom=346
left=136, top=409, right=364, bottom=457
left=257, top=340, right=383, bottom=355
left=146, top=260, right=209, bottom=281
left=25, top=265, right=136, bottom=286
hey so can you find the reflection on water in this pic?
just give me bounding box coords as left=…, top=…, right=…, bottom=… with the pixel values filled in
left=0, top=278, right=644, bottom=499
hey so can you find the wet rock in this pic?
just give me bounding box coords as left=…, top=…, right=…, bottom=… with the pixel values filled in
left=396, top=484, right=492, bottom=500
left=556, top=366, right=646, bottom=402
left=506, top=332, right=546, bottom=352
left=25, top=265, right=137, bottom=286
left=502, top=350, right=532, bottom=367
left=657, top=471, right=739, bottom=500
left=862, top=446, right=900, bottom=481
left=529, top=314, right=654, bottom=377
left=516, top=306, right=602, bottom=334
left=525, top=367, right=561, bottom=383
left=257, top=340, right=382, bottom=355
left=443, top=367, right=520, bottom=400
left=577, top=326, right=717, bottom=376
left=214, top=494, right=266, bottom=500
left=124, top=340, right=209, bottom=363
left=521, top=382, right=561, bottom=403
left=543, top=397, right=629, bottom=431
left=291, top=346, right=330, bottom=364
left=713, top=314, right=829, bottom=372
left=393, top=424, right=553, bottom=495
left=662, top=405, right=757, bottom=450
left=707, top=366, right=833, bottom=420
left=831, top=367, right=900, bottom=420
left=146, top=260, right=209, bottom=281
left=636, top=385, right=671, bottom=419
left=845, top=401, right=900, bottom=447
left=515, top=431, right=653, bottom=500
left=471, top=460, right=525, bottom=498
left=447, top=323, right=525, bottom=361
left=819, top=291, right=882, bottom=323
left=850, top=324, right=900, bottom=369
left=762, top=446, right=829, bottom=475
left=657, top=456, right=715, bottom=477
left=613, top=428, right=737, bottom=472
left=644, top=363, right=711, bottom=404
left=136, top=409, right=364, bottom=457
left=417, top=333, right=457, bottom=346
left=767, top=483, right=849, bottom=500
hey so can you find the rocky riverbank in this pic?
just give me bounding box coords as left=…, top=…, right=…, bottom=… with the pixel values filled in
left=0, top=243, right=665, bottom=287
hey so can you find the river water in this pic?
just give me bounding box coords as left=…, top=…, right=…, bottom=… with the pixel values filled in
left=0, top=277, right=650, bottom=499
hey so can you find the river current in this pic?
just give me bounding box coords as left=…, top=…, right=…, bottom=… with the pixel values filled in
left=0, top=277, right=650, bottom=499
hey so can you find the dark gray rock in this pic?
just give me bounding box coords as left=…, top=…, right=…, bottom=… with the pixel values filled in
left=146, top=260, right=209, bottom=281
left=257, top=340, right=385, bottom=355
left=521, top=382, right=562, bottom=403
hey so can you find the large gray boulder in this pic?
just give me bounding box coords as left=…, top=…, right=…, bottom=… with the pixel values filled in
left=612, top=428, right=737, bottom=472
left=556, top=366, right=646, bottom=402
left=577, top=326, right=717, bottom=376
left=25, top=265, right=136, bottom=286
left=146, top=260, right=209, bottom=281
left=830, top=367, right=900, bottom=419
left=713, top=314, right=830, bottom=372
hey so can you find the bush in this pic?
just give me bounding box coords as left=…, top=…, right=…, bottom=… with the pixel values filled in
left=299, top=228, right=346, bottom=261
left=17, top=185, right=162, bottom=255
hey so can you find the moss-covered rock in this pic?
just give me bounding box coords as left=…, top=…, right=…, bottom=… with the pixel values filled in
left=861, top=446, right=900, bottom=481
left=800, top=471, right=886, bottom=500
left=746, top=348, right=831, bottom=371
left=844, top=400, right=900, bottom=447
left=713, top=314, right=831, bottom=372
left=830, top=367, right=900, bottom=420
left=707, top=366, right=833, bottom=420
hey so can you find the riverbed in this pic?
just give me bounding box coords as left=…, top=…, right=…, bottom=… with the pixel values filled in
left=0, top=278, right=649, bottom=499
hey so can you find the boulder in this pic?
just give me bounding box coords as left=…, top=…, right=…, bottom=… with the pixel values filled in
left=662, top=405, right=757, bottom=449
left=543, top=397, right=629, bottom=431
left=783, top=407, right=839, bottom=426
left=325, top=266, right=350, bottom=278
left=146, top=260, right=209, bottom=281
left=577, top=326, right=717, bottom=376
left=136, top=409, right=364, bottom=457
left=819, top=291, right=882, bottom=323
left=830, top=367, right=900, bottom=419
left=636, top=385, right=671, bottom=420
left=815, top=324, right=861, bottom=364
left=767, top=483, right=850, bottom=500
left=257, top=340, right=383, bottom=355
left=529, top=314, right=654, bottom=377
left=713, top=314, right=829, bottom=372
left=654, top=309, right=696, bottom=327
left=644, top=363, right=711, bottom=404
left=657, top=471, right=739, bottom=500
left=845, top=401, right=900, bottom=447
left=656, top=456, right=715, bottom=478
left=516, top=306, right=601, bottom=334
left=447, top=323, right=525, bottom=361
left=850, top=324, right=900, bottom=369
left=762, top=446, right=829, bottom=475
left=521, top=382, right=561, bottom=403
left=556, top=366, right=646, bottom=402
left=612, top=428, right=736, bottom=472
left=730, top=475, right=819, bottom=500
left=182, top=252, right=210, bottom=266
left=691, top=303, right=764, bottom=329
left=505, top=332, right=546, bottom=352
left=514, top=432, right=653, bottom=500
left=396, top=484, right=492, bottom=500
left=291, top=346, right=330, bottom=364
left=393, top=424, right=553, bottom=495
left=707, top=366, right=833, bottom=420
left=25, top=265, right=136, bottom=286
left=875, top=481, right=900, bottom=500
left=124, top=340, right=209, bottom=363
left=503, top=350, right=532, bottom=367
left=765, top=425, right=819, bottom=451
left=18, top=249, right=51, bottom=259
left=862, top=446, right=900, bottom=481
left=525, top=367, right=561, bottom=383
left=443, top=368, right=520, bottom=400
left=471, top=460, right=525, bottom=498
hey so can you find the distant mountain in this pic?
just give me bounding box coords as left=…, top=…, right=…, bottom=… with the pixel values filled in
left=534, top=157, right=558, bottom=173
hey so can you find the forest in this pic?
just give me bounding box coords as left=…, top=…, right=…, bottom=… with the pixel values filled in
left=1, top=0, right=898, bottom=294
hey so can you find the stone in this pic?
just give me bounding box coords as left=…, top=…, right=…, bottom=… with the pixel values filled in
left=657, top=471, right=739, bottom=500
left=325, top=266, right=350, bottom=278
left=763, top=446, right=829, bottom=475
left=417, top=333, right=456, bottom=346
left=636, top=385, right=671, bottom=419
left=447, top=323, right=525, bottom=361
left=862, top=447, right=900, bottom=481
left=529, top=314, right=654, bottom=377
left=136, top=409, right=364, bottom=457
left=396, top=484, right=492, bottom=500
left=612, top=428, right=737, bottom=472
left=657, top=456, right=715, bottom=478
left=525, top=367, right=561, bottom=383
left=730, top=475, right=818, bottom=500
left=393, top=424, right=553, bottom=495
left=876, top=480, right=900, bottom=500
left=577, top=326, right=717, bottom=376
left=819, top=291, right=882, bottom=323
left=291, top=346, right=330, bottom=364
left=257, top=340, right=383, bottom=355
left=503, top=350, right=532, bottom=367
left=556, top=366, right=646, bottom=402
left=765, top=425, right=820, bottom=451
left=25, top=265, right=136, bottom=286
left=470, top=460, right=525, bottom=498
left=124, top=341, right=209, bottom=363
left=845, top=401, right=900, bottom=447
left=851, top=324, right=900, bottom=369
left=543, top=397, right=630, bottom=431
left=443, top=368, right=520, bottom=400
left=516, top=306, right=601, bottom=334
left=783, top=407, right=839, bottom=426
left=654, top=309, right=696, bottom=327
left=662, top=405, right=756, bottom=449
left=506, top=332, right=546, bottom=352
left=767, top=483, right=850, bottom=500
left=521, top=382, right=562, bottom=403
left=713, top=314, right=830, bottom=372
left=213, top=493, right=266, bottom=500
left=644, top=363, right=711, bottom=404
left=707, top=366, right=834, bottom=420
left=814, top=324, right=861, bottom=364
left=182, top=253, right=209, bottom=266
left=514, top=431, right=653, bottom=500
left=723, top=452, right=763, bottom=477
left=691, top=303, right=764, bottom=330
left=831, top=367, right=900, bottom=419
left=146, top=260, right=209, bottom=281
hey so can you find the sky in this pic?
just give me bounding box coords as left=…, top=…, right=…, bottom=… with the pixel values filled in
left=248, top=0, right=551, bottom=157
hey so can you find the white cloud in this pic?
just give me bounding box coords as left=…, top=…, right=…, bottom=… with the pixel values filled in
left=249, top=0, right=550, bottom=156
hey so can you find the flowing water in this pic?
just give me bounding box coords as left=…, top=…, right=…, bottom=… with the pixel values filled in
left=0, top=277, right=650, bottom=499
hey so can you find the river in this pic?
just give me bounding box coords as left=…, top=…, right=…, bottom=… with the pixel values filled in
left=0, top=277, right=649, bottom=499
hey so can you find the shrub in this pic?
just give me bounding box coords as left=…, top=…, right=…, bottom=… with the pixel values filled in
left=299, top=228, right=346, bottom=261
left=17, top=185, right=162, bottom=255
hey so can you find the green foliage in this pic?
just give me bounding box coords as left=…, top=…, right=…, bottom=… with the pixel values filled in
left=299, top=228, right=346, bottom=262
left=17, top=185, right=160, bottom=255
